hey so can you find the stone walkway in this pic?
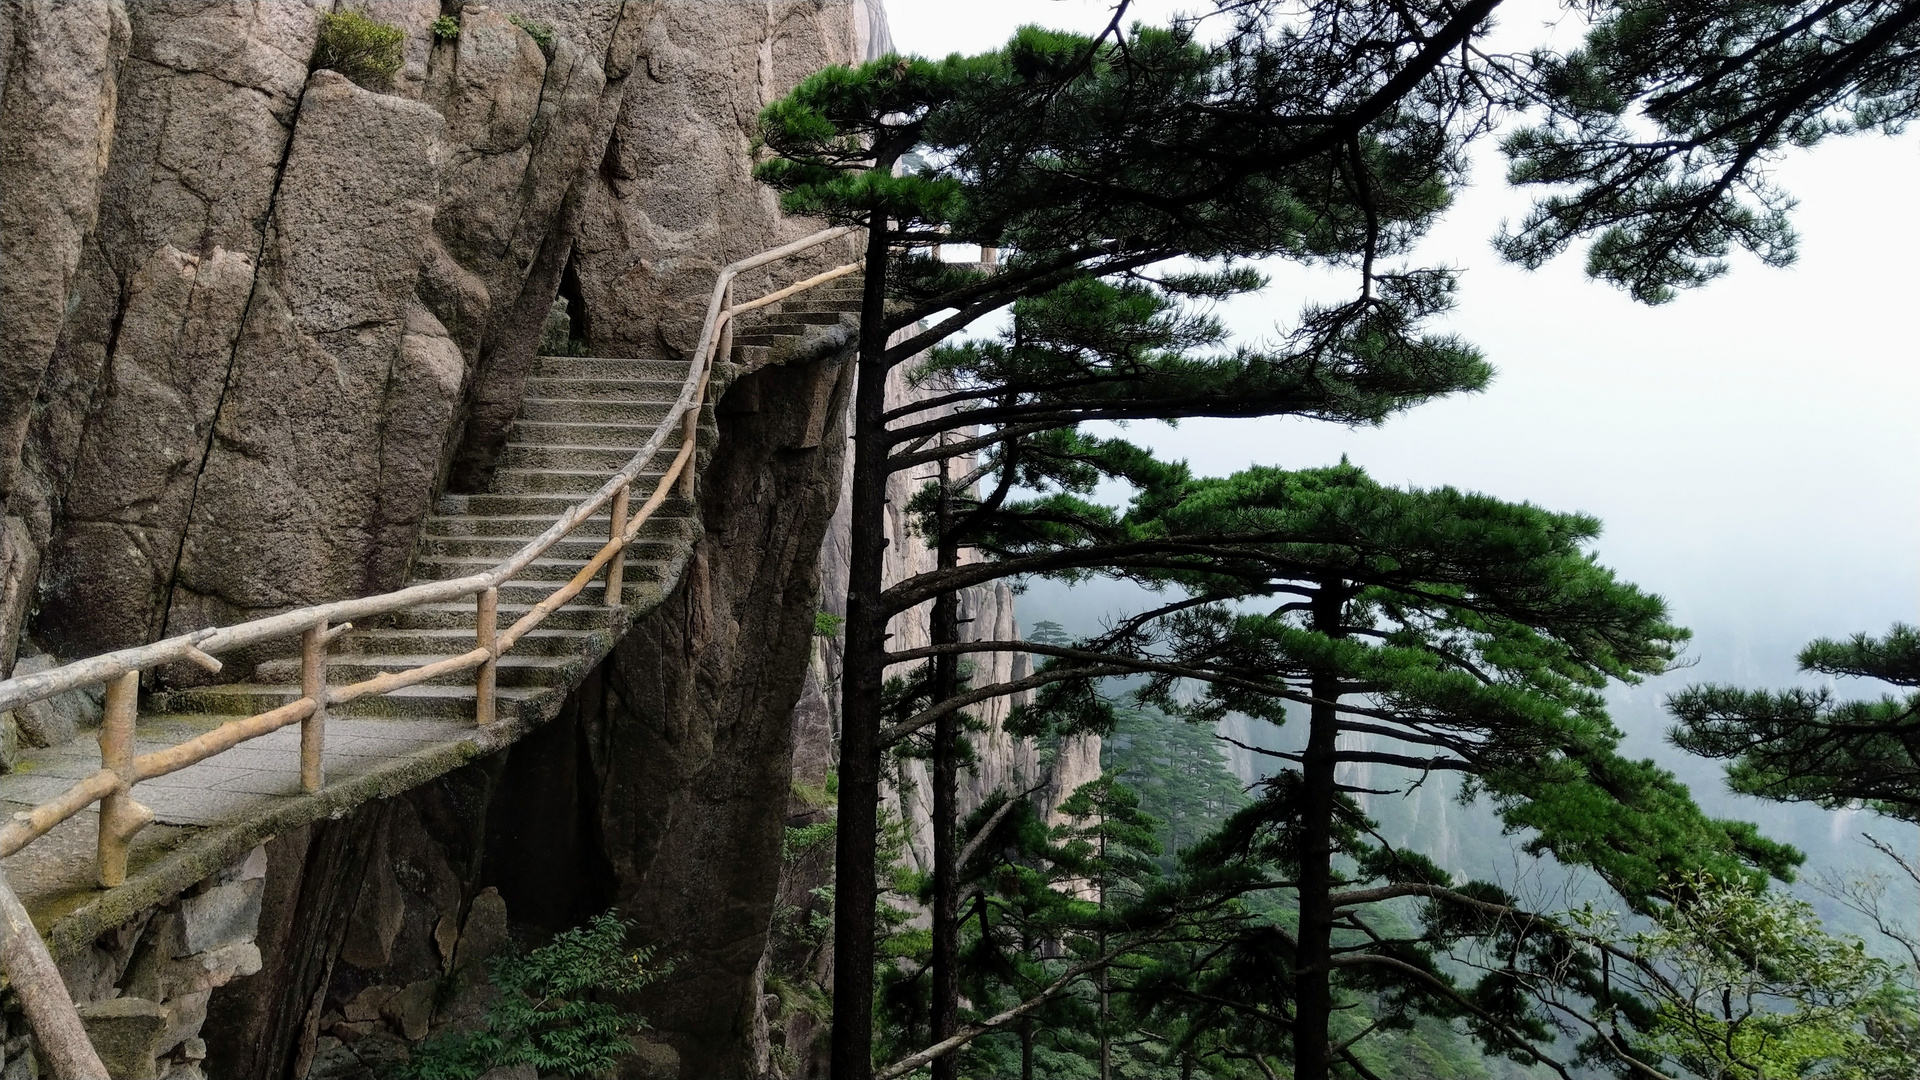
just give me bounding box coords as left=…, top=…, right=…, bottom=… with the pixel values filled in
left=1, top=716, right=474, bottom=828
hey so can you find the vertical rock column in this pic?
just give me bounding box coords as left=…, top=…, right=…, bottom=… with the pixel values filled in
left=162, top=70, right=448, bottom=637
left=0, top=0, right=130, bottom=668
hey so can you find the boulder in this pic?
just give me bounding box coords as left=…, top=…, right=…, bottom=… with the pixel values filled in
left=380, top=979, right=436, bottom=1042
left=76, top=996, right=173, bottom=1080
left=175, top=878, right=263, bottom=957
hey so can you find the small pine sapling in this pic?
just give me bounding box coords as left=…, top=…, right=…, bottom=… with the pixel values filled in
left=397, top=911, right=663, bottom=1080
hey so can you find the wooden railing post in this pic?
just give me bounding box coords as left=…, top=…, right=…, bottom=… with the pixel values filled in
left=605, top=487, right=628, bottom=608
left=0, top=866, right=110, bottom=1078
left=475, top=587, right=498, bottom=725
left=300, top=621, right=327, bottom=793
left=682, top=285, right=726, bottom=502
left=97, top=671, right=150, bottom=888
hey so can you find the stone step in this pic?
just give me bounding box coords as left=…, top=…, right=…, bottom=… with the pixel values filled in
left=455, top=491, right=693, bottom=518
left=764, top=309, right=848, bottom=326
left=731, top=344, right=770, bottom=368
left=393, top=572, right=656, bottom=607
left=735, top=324, right=813, bottom=347
left=151, top=682, right=545, bottom=721
left=257, top=651, right=582, bottom=690
left=508, top=421, right=684, bottom=448
left=783, top=297, right=863, bottom=313
left=416, top=533, right=683, bottom=562
left=412, top=554, right=668, bottom=585
left=487, top=468, right=676, bottom=496
left=498, top=444, right=671, bottom=472
left=516, top=398, right=677, bottom=424
left=521, top=377, right=688, bottom=402
left=387, top=601, right=616, bottom=632
left=419, top=511, right=692, bottom=540
left=483, top=577, right=662, bottom=607
left=338, top=626, right=601, bottom=658
left=531, top=357, right=689, bottom=381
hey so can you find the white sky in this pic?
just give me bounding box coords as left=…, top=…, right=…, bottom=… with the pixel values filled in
left=880, top=1, right=1920, bottom=866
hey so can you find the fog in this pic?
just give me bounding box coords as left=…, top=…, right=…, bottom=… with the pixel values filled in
left=881, top=1, right=1920, bottom=908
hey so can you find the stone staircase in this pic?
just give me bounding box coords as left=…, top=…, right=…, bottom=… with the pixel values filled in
left=0, top=276, right=861, bottom=942
left=151, top=352, right=705, bottom=726
left=144, top=277, right=864, bottom=728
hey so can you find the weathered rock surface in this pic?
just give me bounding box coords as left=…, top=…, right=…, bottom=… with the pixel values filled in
left=8, top=1, right=641, bottom=662
left=0, top=3, right=930, bottom=1077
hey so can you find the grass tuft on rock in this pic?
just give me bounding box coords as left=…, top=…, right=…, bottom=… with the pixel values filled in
left=312, top=10, right=405, bottom=89
left=430, top=15, right=460, bottom=41
left=507, top=13, right=556, bottom=59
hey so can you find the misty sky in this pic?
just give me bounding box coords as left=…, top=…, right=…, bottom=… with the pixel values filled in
left=879, top=1, right=1920, bottom=879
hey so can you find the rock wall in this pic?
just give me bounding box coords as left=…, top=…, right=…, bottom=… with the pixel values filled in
left=0, top=844, right=270, bottom=1080
left=0, top=3, right=888, bottom=1078
left=0, top=0, right=877, bottom=682
left=9, top=0, right=620, bottom=664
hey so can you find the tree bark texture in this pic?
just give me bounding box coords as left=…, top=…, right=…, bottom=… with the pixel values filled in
left=831, top=220, right=896, bottom=1080
left=1293, top=588, right=1347, bottom=1080
left=930, top=457, right=961, bottom=1080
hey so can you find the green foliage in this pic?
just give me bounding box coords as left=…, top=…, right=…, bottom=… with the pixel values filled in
left=1498, top=1, right=1920, bottom=302
left=311, top=10, right=405, bottom=90
left=1101, top=701, right=1252, bottom=871
left=1566, top=874, right=1918, bottom=1080
left=395, top=912, right=662, bottom=1080
left=784, top=819, right=837, bottom=858
left=1026, top=619, right=1071, bottom=648
left=506, top=13, right=555, bottom=58
left=813, top=610, right=845, bottom=638
left=1128, top=461, right=1800, bottom=902
left=1671, top=623, right=1920, bottom=824
left=430, top=15, right=460, bottom=41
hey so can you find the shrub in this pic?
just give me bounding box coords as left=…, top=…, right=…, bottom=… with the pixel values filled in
left=430, top=15, right=460, bottom=41
left=394, top=912, right=664, bottom=1080
left=311, top=11, right=405, bottom=89
left=507, top=13, right=555, bottom=58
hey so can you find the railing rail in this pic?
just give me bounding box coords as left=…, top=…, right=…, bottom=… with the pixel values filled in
left=0, top=224, right=859, bottom=883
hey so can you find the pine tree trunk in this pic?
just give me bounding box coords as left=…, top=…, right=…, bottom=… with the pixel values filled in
left=830, top=220, right=895, bottom=1080
left=1098, top=816, right=1111, bottom=1080
left=930, top=457, right=962, bottom=1080
left=1020, top=933, right=1037, bottom=1080
left=1292, top=589, right=1345, bottom=1080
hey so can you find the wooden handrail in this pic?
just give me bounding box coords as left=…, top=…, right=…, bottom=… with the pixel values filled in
left=0, top=226, right=859, bottom=880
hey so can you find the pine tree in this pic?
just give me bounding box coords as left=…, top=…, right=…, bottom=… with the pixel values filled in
left=753, top=4, right=1920, bottom=1076
left=1496, top=0, right=1920, bottom=303
left=1669, top=624, right=1920, bottom=824
left=756, top=18, right=1500, bottom=1075
left=1104, top=700, right=1253, bottom=872
left=1058, top=462, right=1805, bottom=1080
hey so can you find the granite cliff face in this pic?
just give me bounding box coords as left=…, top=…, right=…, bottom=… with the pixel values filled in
left=0, top=4, right=1092, bottom=1076
left=0, top=0, right=874, bottom=671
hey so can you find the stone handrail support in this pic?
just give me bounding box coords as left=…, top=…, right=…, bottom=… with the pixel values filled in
left=0, top=225, right=859, bottom=1069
